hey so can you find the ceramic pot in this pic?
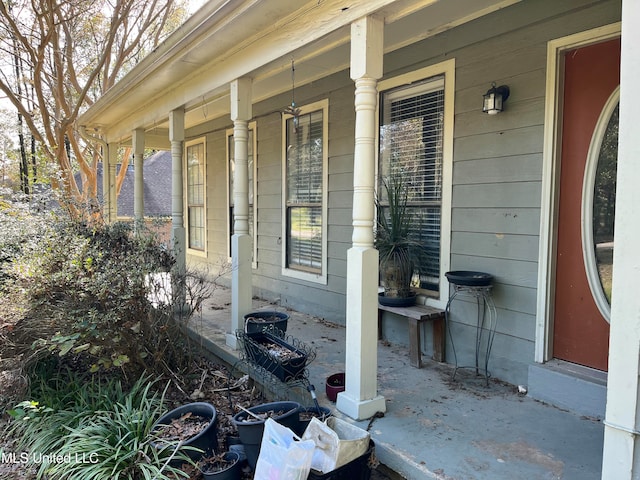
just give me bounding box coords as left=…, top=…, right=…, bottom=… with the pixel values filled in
left=325, top=373, right=345, bottom=402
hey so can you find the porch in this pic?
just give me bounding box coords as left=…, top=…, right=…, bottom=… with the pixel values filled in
left=190, top=285, right=603, bottom=480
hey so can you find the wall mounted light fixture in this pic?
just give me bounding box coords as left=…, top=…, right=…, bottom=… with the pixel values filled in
left=482, top=82, right=510, bottom=115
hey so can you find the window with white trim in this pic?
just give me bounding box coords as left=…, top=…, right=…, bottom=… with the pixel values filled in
left=186, top=139, right=206, bottom=253
left=282, top=100, right=328, bottom=283
left=379, top=75, right=445, bottom=294
left=227, top=123, right=257, bottom=265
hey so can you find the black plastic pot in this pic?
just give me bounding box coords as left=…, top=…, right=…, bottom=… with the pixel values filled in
left=200, top=451, right=241, bottom=480
left=152, top=402, right=218, bottom=463
left=231, top=401, right=301, bottom=470
left=244, top=311, right=289, bottom=334
left=297, top=406, right=332, bottom=435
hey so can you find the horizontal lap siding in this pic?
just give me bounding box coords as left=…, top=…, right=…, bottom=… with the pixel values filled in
left=184, top=0, right=621, bottom=384
left=250, top=80, right=354, bottom=321
left=440, top=0, right=620, bottom=384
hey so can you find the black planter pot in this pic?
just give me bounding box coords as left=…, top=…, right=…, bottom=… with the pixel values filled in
left=231, top=401, right=301, bottom=470
left=244, top=311, right=289, bottom=334
left=297, top=406, right=332, bottom=435
left=152, top=402, right=218, bottom=463
left=378, top=291, right=417, bottom=307
left=199, top=451, right=241, bottom=480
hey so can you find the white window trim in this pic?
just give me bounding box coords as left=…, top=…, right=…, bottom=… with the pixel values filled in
left=185, top=137, right=207, bottom=258
left=376, top=59, right=455, bottom=309
left=281, top=99, right=329, bottom=285
left=581, top=87, right=618, bottom=323
left=226, top=121, right=258, bottom=268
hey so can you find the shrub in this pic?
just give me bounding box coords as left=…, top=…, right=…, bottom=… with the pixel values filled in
left=1, top=191, right=215, bottom=381
left=6, top=372, right=193, bottom=480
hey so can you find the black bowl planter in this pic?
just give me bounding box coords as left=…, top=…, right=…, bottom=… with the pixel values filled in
left=378, top=291, right=417, bottom=307
left=199, top=451, right=242, bottom=480
left=244, top=311, right=289, bottom=335
left=445, top=271, right=493, bottom=287
left=152, top=402, right=218, bottom=463
left=231, top=401, right=301, bottom=470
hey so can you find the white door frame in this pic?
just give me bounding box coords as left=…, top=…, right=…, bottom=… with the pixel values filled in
left=535, top=22, right=621, bottom=363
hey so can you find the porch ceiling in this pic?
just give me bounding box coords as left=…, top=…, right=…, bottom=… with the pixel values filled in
left=79, top=0, right=519, bottom=147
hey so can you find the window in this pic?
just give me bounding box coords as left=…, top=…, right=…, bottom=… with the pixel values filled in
left=227, top=123, right=257, bottom=266
left=282, top=100, right=328, bottom=283
left=186, top=139, right=206, bottom=253
left=378, top=62, right=454, bottom=299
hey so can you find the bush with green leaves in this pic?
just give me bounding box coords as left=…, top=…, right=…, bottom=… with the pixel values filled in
left=5, top=371, right=194, bottom=480
left=1, top=191, right=215, bottom=381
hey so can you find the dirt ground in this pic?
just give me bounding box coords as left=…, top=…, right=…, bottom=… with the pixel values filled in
left=0, top=357, right=397, bottom=480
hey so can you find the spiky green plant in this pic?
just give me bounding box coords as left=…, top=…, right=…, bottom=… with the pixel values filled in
left=375, top=175, right=423, bottom=298
left=5, top=372, right=193, bottom=480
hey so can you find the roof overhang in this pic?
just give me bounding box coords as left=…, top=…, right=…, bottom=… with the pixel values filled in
left=78, top=0, right=519, bottom=147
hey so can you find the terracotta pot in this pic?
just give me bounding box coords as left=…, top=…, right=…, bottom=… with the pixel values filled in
left=325, top=373, right=345, bottom=402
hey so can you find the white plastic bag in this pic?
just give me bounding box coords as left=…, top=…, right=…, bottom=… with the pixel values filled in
left=301, top=416, right=370, bottom=473
left=254, top=418, right=315, bottom=480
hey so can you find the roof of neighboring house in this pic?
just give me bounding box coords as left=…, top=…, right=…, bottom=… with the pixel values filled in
left=115, top=150, right=172, bottom=218
left=76, top=150, right=172, bottom=217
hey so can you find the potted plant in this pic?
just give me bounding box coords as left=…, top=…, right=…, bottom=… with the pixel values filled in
left=375, top=174, right=422, bottom=307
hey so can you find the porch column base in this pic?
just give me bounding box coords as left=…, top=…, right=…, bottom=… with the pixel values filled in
left=336, top=392, right=386, bottom=421
left=227, top=233, right=252, bottom=349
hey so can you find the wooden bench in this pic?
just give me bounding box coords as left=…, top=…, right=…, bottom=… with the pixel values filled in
left=378, top=303, right=445, bottom=368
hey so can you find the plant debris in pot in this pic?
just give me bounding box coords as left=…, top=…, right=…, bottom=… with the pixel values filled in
left=154, top=411, right=210, bottom=443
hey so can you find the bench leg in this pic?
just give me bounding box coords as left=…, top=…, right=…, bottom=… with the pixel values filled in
left=408, top=318, right=421, bottom=368
left=378, top=309, right=383, bottom=340
left=432, top=316, right=445, bottom=362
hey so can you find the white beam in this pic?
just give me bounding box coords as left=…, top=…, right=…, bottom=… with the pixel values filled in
left=602, top=1, right=640, bottom=478
left=227, top=78, right=253, bottom=350
left=336, top=15, right=386, bottom=421
left=132, top=128, right=145, bottom=225
left=169, top=109, right=186, bottom=306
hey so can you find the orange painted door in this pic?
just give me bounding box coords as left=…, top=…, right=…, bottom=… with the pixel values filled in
left=553, top=39, right=620, bottom=372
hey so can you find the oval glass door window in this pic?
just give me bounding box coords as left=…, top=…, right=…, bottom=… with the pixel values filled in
left=583, top=90, right=618, bottom=321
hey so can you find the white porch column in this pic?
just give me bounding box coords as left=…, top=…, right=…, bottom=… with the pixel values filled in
left=132, top=128, right=145, bottom=228
left=169, top=109, right=187, bottom=305
left=105, top=143, right=118, bottom=222
left=336, top=15, right=386, bottom=420
left=226, top=78, right=253, bottom=349
left=602, top=2, right=640, bottom=478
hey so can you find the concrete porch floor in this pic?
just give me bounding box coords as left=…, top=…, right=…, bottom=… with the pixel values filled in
left=189, top=285, right=604, bottom=480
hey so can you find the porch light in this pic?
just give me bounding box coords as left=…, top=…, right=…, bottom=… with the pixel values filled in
left=482, top=83, right=510, bottom=115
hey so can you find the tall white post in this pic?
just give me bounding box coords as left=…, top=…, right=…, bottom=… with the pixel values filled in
left=132, top=128, right=145, bottom=229
left=336, top=15, right=386, bottom=420
left=602, top=2, right=640, bottom=478
left=227, top=78, right=253, bottom=349
left=170, top=109, right=187, bottom=307
left=105, top=143, right=118, bottom=222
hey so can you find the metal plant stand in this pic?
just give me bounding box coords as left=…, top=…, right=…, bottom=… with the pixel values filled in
left=233, top=327, right=317, bottom=403
left=445, top=272, right=497, bottom=386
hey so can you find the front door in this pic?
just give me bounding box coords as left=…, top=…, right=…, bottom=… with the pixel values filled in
left=553, top=38, right=620, bottom=372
